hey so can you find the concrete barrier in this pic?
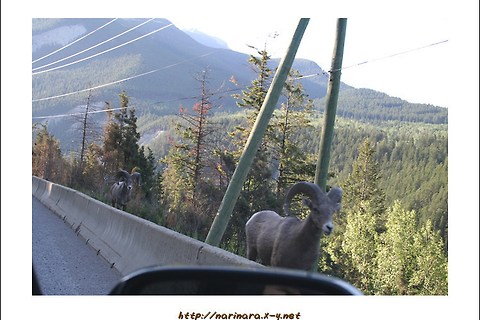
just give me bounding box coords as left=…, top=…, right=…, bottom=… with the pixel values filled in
left=32, top=176, right=261, bottom=275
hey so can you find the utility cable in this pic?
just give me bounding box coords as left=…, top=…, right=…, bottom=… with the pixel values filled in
left=32, top=18, right=118, bottom=65
left=294, top=39, right=449, bottom=80
left=333, top=39, right=449, bottom=72
left=32, top=23, right=173, bottom=75
left=32, top=51, right=217, bottom=103
left=33, top=18, right=155, bottom=72
left=32, top=105, right=134, bottom=120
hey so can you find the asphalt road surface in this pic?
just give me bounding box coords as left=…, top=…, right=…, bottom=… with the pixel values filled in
left=32, top=196, right=123, bottom=295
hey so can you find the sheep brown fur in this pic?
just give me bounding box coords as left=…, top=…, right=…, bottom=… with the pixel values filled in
left=245, top=181, right=342, bottom=270
left=110, top=169, right=141, bottom=211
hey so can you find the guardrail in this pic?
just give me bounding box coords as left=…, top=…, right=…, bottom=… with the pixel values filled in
left=32, top=176, right=261, bottom=276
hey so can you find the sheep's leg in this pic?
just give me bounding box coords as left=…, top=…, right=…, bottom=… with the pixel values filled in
left=246, top=245, right=257, bottom=262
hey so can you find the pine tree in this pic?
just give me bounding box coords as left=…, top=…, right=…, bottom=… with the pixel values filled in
left=161, top=70, right=218, bottom=239
left=272, top=69, right=315, bottom=198
left=222, top=48, right=276, bottom=254
left=103, top=91, right=146, bottom=174
left=32, top=123, right=66, bottom=184
left=81, top=142, right=104, bottom=192
left=410, top=219, right=448, bottom=295
left=319, top=138, right=386, bottom=277
left=375, top=201, right=417, bottom=295
left=341, top=138, right=386, bottom=231
left=102, top=91, right=157, bottom=212
left=341, top=200, right=379, bottom=294
left=103, top=102, right=123, bottom=174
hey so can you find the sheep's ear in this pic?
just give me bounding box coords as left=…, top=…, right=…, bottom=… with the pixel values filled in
left=328, top=187, right=343, bottom=210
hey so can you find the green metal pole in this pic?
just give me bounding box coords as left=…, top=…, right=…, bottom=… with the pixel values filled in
left=312, top=18, right=347, bottom=272
left=205, top=18, right=310, bottom=246
left=314, top=18, right=347, bottom=191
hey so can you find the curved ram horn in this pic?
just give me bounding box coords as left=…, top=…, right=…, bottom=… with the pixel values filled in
left=116, top=169, right=130, bottom=181
left=283, top=181, right=323, bottom=216
left=131, top=172, right=141, bottom=185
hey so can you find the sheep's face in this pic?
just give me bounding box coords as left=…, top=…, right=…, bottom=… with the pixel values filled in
left=303, top=187, right=343, bottom=235
left=118, top=179, right=133, bottom=191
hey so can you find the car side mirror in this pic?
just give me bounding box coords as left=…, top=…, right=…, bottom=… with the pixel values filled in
left=109, top=266, right=363, bottom=295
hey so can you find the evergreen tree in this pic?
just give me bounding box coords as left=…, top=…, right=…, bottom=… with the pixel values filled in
left=103, top=91, right=147, bottom=174
left=32, top=123, right=66, bottom=184
left=410, top=219, right=448, bottom=295
left=375, top=201, right=418, bottom=295
left=103, top=102, right=123, bottom=174
left=161, top=70, right=218, bottom=239
left=341, top=200, right=379, bottom=294
left=117, top=91, right=141, bottom=170
left=341, top=138, right=386, bottom=231
left=222, top=48, right=276, bottom=254
left=319, top=138, right=384, bottom=273
left=102, top=91, right=157, bottom=214
left=81, top=142, right=104, bottom=193
left=272, top=69, right=316, bottom=199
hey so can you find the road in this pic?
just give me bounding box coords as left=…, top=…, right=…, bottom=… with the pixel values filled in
left=32, top=196, right=123, bottom=295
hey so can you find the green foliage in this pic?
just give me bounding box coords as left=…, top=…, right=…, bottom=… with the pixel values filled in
left=31, top=46, right=448, bottom=295
left=102, top=91, right=156, bottom=180
left=80, top=142, right=105, bottom=192
left=341, top=201, right=379, bottom=294
left=32, top=123, right=68, bottom=184
left=317, top=136, right=447, bottom=295
left=341, top=138, right=386, bottom=231
left=316, top=88, right=448, bottom=124
left=410, top=220, right=448, bottom=295
left=272, top=70, right=316, bottom=197
left=160, top=71, right=221, bottom=240
left=221, top=49, right=278, bottom=253
left=372, top=201, right=447, bottom=295
left=69, top=91, right=157, bottom=214
left=375, top=201, right=418, bottom=294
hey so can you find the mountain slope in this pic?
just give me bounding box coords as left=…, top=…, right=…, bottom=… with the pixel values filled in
left=32, top=18, right=329, bottom=117
left=32, top=18, right=447, bottom=153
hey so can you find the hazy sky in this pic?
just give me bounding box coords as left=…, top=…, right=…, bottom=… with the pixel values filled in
left=23, top=1, right=479, bottom=109
left=156, top=1, right=476, bottom=111
left=169, top=11, right=459, bottom=108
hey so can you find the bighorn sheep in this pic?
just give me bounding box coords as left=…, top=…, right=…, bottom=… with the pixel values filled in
left=110, top=169, right=141, bottom=211
left=245, top=181, right=342, bottom=270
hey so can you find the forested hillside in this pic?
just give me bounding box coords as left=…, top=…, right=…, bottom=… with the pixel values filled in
left=317, top=88, right=448, bottom=124
left=142, top=112, right=448, bottom=246
left=32, top=44, right=448, bottom=295
left=32, top=18, right=447, bottom=154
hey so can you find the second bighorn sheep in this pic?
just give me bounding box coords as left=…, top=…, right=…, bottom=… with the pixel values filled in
left=110, top=169, right=141, bottom=211
left=245, top=181, right=342, bottom=270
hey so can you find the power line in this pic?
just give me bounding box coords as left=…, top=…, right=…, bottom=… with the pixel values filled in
left=32, top=71, right=244, bottom=120
left=32, top=51, right=217, bottom=103
left=292, top=71, right=329, bottom=80
left=32, top=23, right=173, bottom=75
left=32, top=105, right=133, bottom=120
left=32, top=18, right=155, bottom=72
left=33, top=39, right=448, bottom=117
left=294, top=39, right=449, bottom=80
left=32, top=18, right=118, bottom=65
left=332, top=39, right=449, bottom=72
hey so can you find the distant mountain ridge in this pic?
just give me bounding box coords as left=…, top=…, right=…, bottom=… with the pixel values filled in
left=32, top=18, right=330, bottom=116
left=183, top=29, right=230, bottom=50
left=32, top=18, right=447, bottom=151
